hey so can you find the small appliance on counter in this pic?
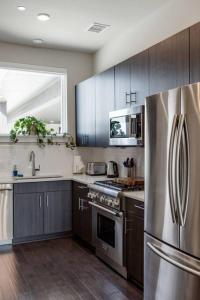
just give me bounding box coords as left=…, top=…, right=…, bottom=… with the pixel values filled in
left=86, top=162, right=107, bottom=176
left=123, top=157, right=136, bottom=178
left=73, top=155, right=85, bottom=174
left=107, top=161, right=119, bottom=178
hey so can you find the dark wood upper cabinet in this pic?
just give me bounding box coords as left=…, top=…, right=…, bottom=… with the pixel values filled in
left=114, top=59, right=131, bottom=109
left=95, top=68, right=115, bottom=147
left=190, top=22, right=200, bottom=84
left=75, top=77, right=96, bottom=147
left=149, top=29, right=189, bottom=95
left=130, top=50, right=149, bottom=105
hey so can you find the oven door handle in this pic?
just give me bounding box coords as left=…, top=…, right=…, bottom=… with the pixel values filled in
left=89, top=201, right=123, bottom=217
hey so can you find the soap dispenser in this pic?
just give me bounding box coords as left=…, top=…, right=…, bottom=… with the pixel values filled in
left=12, top=165, right=18, bottom=177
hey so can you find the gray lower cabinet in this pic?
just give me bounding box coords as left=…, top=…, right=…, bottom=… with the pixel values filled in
left=44, top=190, right=72, bottom=234
left=14, top=193, right=44, bottom=238
left=13, top=181, right=72, bottom=243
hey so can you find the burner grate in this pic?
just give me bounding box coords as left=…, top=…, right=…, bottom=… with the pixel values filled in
left=94, top=180, right=144, bottom=192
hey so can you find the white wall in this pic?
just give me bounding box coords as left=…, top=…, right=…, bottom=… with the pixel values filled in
left=94, top=0, right=200, bottom=73
left=0, top=42, right=94, bottom=178
left=0, top=42, right=93, bottom=137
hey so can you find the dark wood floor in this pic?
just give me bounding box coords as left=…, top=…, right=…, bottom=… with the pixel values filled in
left=0, top=238, right=143, bottom=300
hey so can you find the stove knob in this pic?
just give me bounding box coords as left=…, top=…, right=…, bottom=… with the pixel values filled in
left=107, top=199, right=113, bottom=206
left=100, top=195, right=105, bottom=203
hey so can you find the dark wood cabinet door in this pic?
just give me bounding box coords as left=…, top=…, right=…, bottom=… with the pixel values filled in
left=14, top=193, right=43, bottom=238
left=125, top=198, right=144, bottom=287
left=75, top=77, right=96, bottom=146
left=126, top=214, right=144, bottom=287
left=44, top=190, right=72, bottom=234
left=149, top=29, right=189, bottom=95
left=72, top=182, right=92, bottom=244
left=80, top=197, right=92, bottom=244
left=130, top=50, right=149, bottom=105
left=190, top=22, right=200, bottom=84
left=95, top=68, right=115, bottom=147
left=115, top=59, right=131, bottom=109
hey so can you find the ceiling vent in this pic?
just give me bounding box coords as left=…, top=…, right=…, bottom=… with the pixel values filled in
left=86, top=22, right=110, bottom=34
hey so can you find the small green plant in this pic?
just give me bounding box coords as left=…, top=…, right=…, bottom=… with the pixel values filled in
left=10, top=116, right=75, bottom=149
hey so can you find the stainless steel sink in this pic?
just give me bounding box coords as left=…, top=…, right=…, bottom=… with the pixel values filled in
left=14, top=175, right=63, bottom=180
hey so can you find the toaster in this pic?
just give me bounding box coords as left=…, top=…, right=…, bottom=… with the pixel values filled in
left=86, top=162, right=107, bottom=176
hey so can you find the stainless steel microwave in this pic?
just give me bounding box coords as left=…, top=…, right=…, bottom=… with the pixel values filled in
left=109, top=105, right=144, bottom=146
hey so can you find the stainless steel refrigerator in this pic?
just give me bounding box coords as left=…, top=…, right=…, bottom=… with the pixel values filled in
left=144, top=83, right=200, bottom=300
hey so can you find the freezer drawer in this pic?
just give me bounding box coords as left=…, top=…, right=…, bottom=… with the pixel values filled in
left=144, top=233, right=200, bottom=300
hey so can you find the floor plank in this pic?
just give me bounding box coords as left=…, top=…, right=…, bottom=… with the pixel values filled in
left=0, top=238, right=143, bottom=300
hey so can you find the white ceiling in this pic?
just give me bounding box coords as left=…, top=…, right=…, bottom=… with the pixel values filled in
left=0, top=0, right=170, bottom=53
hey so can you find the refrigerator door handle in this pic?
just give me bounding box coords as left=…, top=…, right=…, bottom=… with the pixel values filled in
left=147, top=242, right=200, bottom=277
left=182, top=116, right=190, bottom=226
left=175, top=114, right=185, bottom=226
left=168, top=114, right=178, bottom=223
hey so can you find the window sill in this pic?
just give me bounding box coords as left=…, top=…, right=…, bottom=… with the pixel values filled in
left=0, top=135, right=72, bottom=144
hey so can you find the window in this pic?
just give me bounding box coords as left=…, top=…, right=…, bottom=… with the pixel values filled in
left=0, top=66, right=67, bottom=135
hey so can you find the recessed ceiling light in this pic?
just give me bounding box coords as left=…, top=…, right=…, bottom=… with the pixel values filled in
left=33, top=39, right=44, bottom=44
left=37, top=13, right=50, bottom=21
left=17, top=6, right=26, bottom=11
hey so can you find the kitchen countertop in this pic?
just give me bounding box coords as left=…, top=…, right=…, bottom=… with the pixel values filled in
left=0, top=174, right=144, bottom=202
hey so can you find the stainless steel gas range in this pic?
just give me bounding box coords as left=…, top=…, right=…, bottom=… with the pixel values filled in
left=88, top=179, right=144, bottom=278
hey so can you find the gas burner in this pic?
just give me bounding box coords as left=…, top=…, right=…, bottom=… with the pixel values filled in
left=94, top=180, right=144, bottom=192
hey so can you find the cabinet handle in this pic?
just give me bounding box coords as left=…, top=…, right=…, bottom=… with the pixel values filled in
left=130, top=92, right=137, bottom=103
left=134, top=204, right=144, bottom=210
left=78, top=185, right=88, bottom=189
left=46, top=195, right=49, bottom=207
left=82, top=135, right=85, bottom=145
left=125, top=217, right=127, bottom=235
left=39, top=195, right=42, bottom=208
left=78, top=197, right=81, bottom=210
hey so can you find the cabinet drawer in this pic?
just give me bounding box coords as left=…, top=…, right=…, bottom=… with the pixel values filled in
left=44, top=180, right=72, bottom=192
left=124, top=197, right=144, bottom=218
left=14, top=180, right=72, bottom=194
left=73, top=181, right=89, bottom=196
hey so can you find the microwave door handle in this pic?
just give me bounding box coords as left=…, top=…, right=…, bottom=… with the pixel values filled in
left=130, top=115, right=136, bottom=137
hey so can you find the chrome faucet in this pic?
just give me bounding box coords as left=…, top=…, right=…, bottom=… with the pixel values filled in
left=29, top=151, right=40, bottom=176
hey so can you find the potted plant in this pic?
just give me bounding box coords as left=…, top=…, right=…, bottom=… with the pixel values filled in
left=10, top=116, right=75, bottom=149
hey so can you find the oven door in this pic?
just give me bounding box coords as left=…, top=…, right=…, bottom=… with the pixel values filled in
left=92, top=205, right=124, bottom=267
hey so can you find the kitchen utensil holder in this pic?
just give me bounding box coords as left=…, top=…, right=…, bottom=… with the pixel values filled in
left=127, top=166, right=136, bottom=179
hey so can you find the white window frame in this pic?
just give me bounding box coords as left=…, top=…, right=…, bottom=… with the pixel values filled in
left=0, top=61, right=68, bottom=138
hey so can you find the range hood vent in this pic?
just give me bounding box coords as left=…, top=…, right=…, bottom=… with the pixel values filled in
left=87, top=22, right=110, bottom=34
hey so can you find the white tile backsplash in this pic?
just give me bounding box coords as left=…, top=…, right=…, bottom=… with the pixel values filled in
left=0, top=144, right=144, bottom=178
left=77, top=147, right=144, bottom=177
left=0, top=144, right=74, bottom=177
